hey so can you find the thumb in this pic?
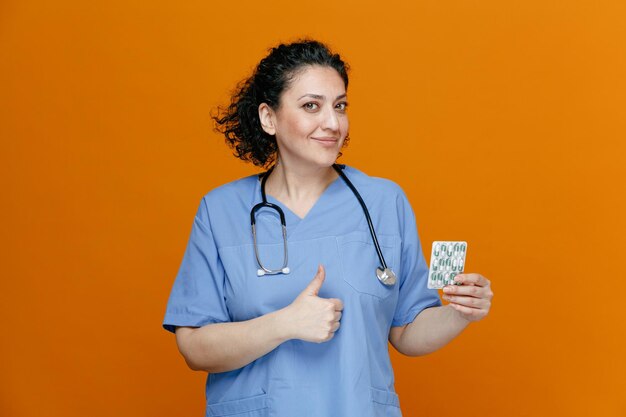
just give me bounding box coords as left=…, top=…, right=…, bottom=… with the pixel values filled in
left=302, top=265, right=325, bottom=296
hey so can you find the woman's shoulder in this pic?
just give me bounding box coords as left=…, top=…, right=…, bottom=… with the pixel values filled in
left=341, top=164, right=406, bottom=198
left=201, top=174, right=260, bottom=205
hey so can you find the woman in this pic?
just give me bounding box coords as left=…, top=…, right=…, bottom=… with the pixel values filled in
left=163, top=40, right=493, bottom=417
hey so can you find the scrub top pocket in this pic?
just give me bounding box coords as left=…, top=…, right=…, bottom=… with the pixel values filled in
left=337, top=231, right=401, bottom=300
left=371, top=387, right=402, bottom=417
left=218, top=237, right=345, bottom=322
left=206, top=391, right=268, bottom=416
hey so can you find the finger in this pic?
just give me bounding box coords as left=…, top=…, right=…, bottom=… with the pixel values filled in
left=302, top=265, right=326, bottom=296
left=334, top=311, right=342, bottom=322
left=449, top=302, right=485, bottom=320
left=320, top=332, right=335, bottom=343
left=445, top=285, right=493, bottom=302
left=328, top=298, right=344, bottom=311
left=443, top=294, right=491, bottom=309
left=443, top=284, right=487, bottom=298
left=454, top=273, right=490, bottom=287
left=331, top=320, right=340, bottom=333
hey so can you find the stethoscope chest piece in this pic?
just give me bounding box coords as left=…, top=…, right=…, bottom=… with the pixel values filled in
left=257, top=267, right=290, bottom=277
left=376, top=267, right=397, bottom=286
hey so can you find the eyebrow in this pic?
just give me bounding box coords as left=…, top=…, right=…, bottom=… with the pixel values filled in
left=297, top=93, right=347, bottom=100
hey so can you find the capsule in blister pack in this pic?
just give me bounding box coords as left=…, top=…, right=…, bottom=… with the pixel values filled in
left=427, top=241, right=467, bottom=289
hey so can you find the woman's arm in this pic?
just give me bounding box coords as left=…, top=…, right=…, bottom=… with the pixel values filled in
left=389, top=273, right=493, bottom=356
left=175, top=265, right=343, bottom=373
left=175, top=309, right=290, bottom=373
left=389, top=304, right=469, bottom=356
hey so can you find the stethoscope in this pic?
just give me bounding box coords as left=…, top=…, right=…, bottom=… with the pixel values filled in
left=250, top=164, right=397, bottom=287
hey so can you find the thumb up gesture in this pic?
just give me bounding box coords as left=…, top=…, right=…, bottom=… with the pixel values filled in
left=284, top=265, right=344, bottom=343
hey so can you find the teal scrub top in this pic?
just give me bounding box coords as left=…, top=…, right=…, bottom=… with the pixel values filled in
left=163, top=165, right=442, bottom=417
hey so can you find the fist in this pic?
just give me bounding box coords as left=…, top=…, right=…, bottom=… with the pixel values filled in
left=285, top=265, right=344, bottom=343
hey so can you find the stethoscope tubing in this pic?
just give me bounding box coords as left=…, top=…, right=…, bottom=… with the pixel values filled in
left=251, top=169, right=290, bottom=275
left=332, top=164, right=390, bottom=271
left=250, top=164, right=392, bottom=281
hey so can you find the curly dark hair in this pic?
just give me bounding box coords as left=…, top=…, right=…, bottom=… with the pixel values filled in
left=212, top=39, right=350, bottom=168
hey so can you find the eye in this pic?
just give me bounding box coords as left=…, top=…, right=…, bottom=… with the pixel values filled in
left=336, top=102, right=348, bottom=112
left=303, top=102, right=319, bottom=111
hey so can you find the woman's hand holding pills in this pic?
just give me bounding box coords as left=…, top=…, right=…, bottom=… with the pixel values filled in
left=442, top=274, right=493, bottom=322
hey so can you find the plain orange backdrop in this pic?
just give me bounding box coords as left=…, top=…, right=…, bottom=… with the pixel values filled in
left=2, top=1, right=625, bottom=416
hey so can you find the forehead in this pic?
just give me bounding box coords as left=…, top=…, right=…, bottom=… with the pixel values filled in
left=283, top=65, right=346, bottom=98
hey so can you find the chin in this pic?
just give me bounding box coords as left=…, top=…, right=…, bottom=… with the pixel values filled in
left=286, top=149, right=342, bottom=170
left=318, top=152, right=342, bottom=167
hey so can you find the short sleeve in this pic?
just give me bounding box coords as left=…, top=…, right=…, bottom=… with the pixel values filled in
left=162, top=197, right=231, bottom=333
left=392, top=191, right=442, bottom=327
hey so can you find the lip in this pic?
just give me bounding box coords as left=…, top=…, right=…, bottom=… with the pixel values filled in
left=311, top=137, right=339, bottom=143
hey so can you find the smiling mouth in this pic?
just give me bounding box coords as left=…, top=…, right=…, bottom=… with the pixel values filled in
left=312, top=137, right=339, bottom=143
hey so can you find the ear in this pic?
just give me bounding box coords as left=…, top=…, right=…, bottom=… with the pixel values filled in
left=258, top=103, right=276, bottom=136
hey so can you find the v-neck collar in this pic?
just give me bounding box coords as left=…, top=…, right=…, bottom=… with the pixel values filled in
left=252, top=172, right=342, bottom=239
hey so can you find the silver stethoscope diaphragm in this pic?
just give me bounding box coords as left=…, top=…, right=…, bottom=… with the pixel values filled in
left=376, top=267, right=397, bottom=286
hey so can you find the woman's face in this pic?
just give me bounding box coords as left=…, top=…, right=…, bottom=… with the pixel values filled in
left=260, top=65, right=349, bottom=169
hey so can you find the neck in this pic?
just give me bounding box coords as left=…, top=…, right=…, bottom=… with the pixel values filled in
left=265, top=160, right=338, bottom=204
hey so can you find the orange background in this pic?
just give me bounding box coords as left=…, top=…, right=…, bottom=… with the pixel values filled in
left=2, top=1, right=625, bottom=416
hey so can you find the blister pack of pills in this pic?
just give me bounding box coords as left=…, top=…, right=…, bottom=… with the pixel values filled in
left=427, top=241, right=467, bottom=289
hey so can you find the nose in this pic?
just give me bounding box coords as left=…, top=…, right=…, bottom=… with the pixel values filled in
left=320, top=105, right=340, bottom=132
